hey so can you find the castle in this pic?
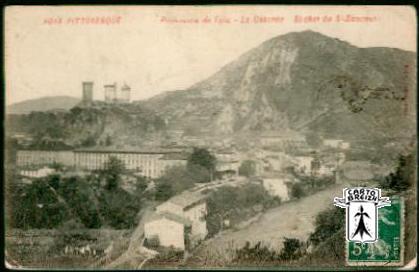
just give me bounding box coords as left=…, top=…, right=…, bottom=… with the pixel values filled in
left=82, top=81, right=131, bottom=104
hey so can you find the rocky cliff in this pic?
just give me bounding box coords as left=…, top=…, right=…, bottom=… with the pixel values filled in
left=145, top=31, right=416, bottom=144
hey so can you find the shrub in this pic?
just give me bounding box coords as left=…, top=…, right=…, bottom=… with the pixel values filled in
left=279, top=238, right=304, bottom=260
left=234, top=241, right=280, bottom=264
left=309, top=207, right=345, bottom=246
left=290, top=183, right=305, bottom=199
left=380, top=153, right=415, bottom=192
left=238, top=160, right=256, bottom=177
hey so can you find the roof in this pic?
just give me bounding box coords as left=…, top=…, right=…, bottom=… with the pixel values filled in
left=166, top=190, right=207, bottom=210
left=159, top=153, right=189, bottom=160
left=146, top=211, right=192, bottom=227
left=74, top=147, right=184, bottom=154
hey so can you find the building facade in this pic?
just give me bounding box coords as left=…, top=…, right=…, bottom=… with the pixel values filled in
left=262, top=175, right=292, bottom=201
left=144, top=212, right=191, bottom=250
left=74, top=148, right=187, bottom=179
left=323, top=139, right=351, bottom=150
left=148, top=190, right=208, bottom=250
left=16, top=148, right=187, bottom=179
left=260, top=130, right=307, bottom=150
left=16, top=150, right=74, bottom=167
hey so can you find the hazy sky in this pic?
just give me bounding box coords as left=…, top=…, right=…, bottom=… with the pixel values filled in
left=5, top=5, right=416, bottom=105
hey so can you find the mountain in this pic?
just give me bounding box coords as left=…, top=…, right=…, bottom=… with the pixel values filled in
left=7, top=96, right=81, bottom=114
left=144, top=30, right=416, bottom=144
left=7, top=31, right=416, bottom=153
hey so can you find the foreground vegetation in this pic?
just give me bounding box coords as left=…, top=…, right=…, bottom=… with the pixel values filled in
left=6, top=157, right=146, bottom=230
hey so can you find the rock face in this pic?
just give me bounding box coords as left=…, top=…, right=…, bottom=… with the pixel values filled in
left=146, top=30, right=416, bottom=142
left=7, top=103, right=166, bottom=147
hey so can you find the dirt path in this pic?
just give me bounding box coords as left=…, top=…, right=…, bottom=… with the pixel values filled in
left=104, top=202, right=158, bottom=268
left=198, top=184, right=347, bottom=254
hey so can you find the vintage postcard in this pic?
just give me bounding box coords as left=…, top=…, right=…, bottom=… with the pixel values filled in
left=4, top=5, right=417, bottom=270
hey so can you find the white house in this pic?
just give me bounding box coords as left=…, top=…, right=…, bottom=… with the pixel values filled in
left=145, top=190, right=208, bottom=250
left=156, top=191, right=208, bottom=242
left=323, top=139, right=350, bottom=150
left=262, top=174, right=293, bottom=201
left=144, top=212, right=192, bottom=250
left=20, top=166, right=55, bottom=179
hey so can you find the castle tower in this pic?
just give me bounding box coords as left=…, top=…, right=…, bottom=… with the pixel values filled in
left=104, top=83, right=117, bottom=103
left=82, top=81, right=93, bottom=103
left=120, top=83, right=131, bottom=103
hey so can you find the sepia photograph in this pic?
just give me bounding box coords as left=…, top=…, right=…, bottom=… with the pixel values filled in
left=4, top=5, right=417, bottom=269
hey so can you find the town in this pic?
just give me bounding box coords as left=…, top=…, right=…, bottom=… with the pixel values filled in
left=6, top=81, right=395, bottom=264
left=5, top=12, right=417, bottom=268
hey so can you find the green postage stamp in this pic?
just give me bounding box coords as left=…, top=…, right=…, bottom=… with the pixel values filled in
left=346, top=196, right=404, bottom=266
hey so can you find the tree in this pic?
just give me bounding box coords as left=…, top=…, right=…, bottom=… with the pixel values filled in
left=98, top=188, right=140, bottom=229
left=187, top=148, right=216, bottom=181
left=102, top=156, right=125, bottom=190
left=380, top=153, right=415, bottom=192
left=309, top=207, right=345, bottom=246
left=238, top=160, right=256, bottom=177
left=105, top=135, right=113, bottom=146
left=155, top=165, right=201, bottom=194
left=14, top=179, right=69, bottom=229
left=188, top=164, right=211, bottom=183
left=59, top=176, right=102, bottom=228
left=81, top=134, right=97, bottom=147
left=155, top=182, right=174, bottom=201
left=290, top=183, right=305, bottom=199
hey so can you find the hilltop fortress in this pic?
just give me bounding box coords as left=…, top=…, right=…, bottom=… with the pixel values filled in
left=82, top=81, right=131, bottom=104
